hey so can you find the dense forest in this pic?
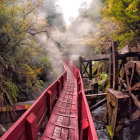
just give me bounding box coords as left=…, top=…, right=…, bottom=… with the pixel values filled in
left=0, top=0, right=139, bottom=106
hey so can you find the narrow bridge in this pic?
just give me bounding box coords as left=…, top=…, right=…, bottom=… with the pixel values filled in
left=1, top=62, right=98, bottom=140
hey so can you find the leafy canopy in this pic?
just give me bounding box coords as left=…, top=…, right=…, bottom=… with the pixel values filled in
left=103, top=0, right=140, bottom=46
left=0, top=0, right=52, bottom=105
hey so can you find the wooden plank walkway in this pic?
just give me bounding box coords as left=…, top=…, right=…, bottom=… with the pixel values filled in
left=1, top=62, right=98, bottom=140
left=41, top=66, right=79, bottom=140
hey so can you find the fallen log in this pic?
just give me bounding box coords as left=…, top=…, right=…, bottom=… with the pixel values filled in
left=90, top=98, right=107, bottom=111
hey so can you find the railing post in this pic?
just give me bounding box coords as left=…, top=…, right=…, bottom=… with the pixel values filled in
left=79, top=57, right=83, bottom=78
left=81, top=118, right=89, bottom=140
left=109, top=45, right=113, bottom=88
left=110, top=42, right=118, bottom=90
left=89, top=61, right=92, bottom=80
left=78, top=81, right=81, bottom=92
left=77, top=74, right=82, bottom=119
left=64, top=72, right=66, bottom=82
left=47, top=90, right=52, bottom=113
left=57, top=80, right=61, bottom=97
left=62, top=75, right=64, bottom=89
left=26, top=113, right=37, bottom=140
left=77, top=71, right=79, bottom=80
left=62, top=72, right=67, bottom=88
left=112, top=42, right=118, bottom=90
left=77, top=75, right=80, bottom=91
left=78, top=90, right=82, bottom=119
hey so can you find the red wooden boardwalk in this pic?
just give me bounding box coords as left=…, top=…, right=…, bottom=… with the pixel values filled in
left=42, top=66, right=79, bottom=140
left=1, top=62, right=98, bottom=140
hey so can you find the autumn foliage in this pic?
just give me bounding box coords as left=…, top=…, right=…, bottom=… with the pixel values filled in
left=0, top=0, right=52, bottom=105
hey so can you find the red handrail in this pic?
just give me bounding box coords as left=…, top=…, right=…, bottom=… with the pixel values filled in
left=1, top=70, right=67, bottom=140
left=1, top=62, right=98, bottom=140
left=67, top=61, right=98, bottom=140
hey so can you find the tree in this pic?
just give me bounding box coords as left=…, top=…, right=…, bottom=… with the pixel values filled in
left=103, top=0, right=140, bottom=46
left=44, top=0, right=66, bottom=31
left=0, top=0, right=52, bottom=105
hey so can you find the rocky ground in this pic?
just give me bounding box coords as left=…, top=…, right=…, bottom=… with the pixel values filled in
left=91, top=104, right=110, bottom=140
left=91, top=103, right=140, bottom=140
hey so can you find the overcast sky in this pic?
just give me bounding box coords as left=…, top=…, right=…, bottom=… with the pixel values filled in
left=56, top=0, right=92, bottom=26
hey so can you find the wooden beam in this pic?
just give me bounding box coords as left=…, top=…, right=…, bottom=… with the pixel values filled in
left=81, top=54, right=110, bottom=62
left=120, top=78, right=127, bottom=89
left=110, top=46, right=113, bottom=88
left=82, top=62, right=90, bottom=77
left=90, top=98, right=107, bottom=111
left=85, top=89, right=93, bottom=94
left=112, top=42, right=118, bottom=90
left=118, top=52, right=140, bottom=59
left=79, top=57, right=83, bottom=77
left=86, top=93, right=106, bottom=100
left=130, top=93, right=140, bottom=110
left=86, top=93, right=106, bottom=97
left=89, top=61, right=92, bottom=80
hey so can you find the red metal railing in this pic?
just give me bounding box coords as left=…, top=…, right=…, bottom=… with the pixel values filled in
left=67, top=62, right=98, bottom=140
left=1, top=70, right=67, bottom=140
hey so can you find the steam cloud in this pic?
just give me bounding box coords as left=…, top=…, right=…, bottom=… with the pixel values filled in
left=33, top=0, right=103, bottom=73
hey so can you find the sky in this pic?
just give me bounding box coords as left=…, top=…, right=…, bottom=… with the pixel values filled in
left=56, top=0, right=92, bottom=26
